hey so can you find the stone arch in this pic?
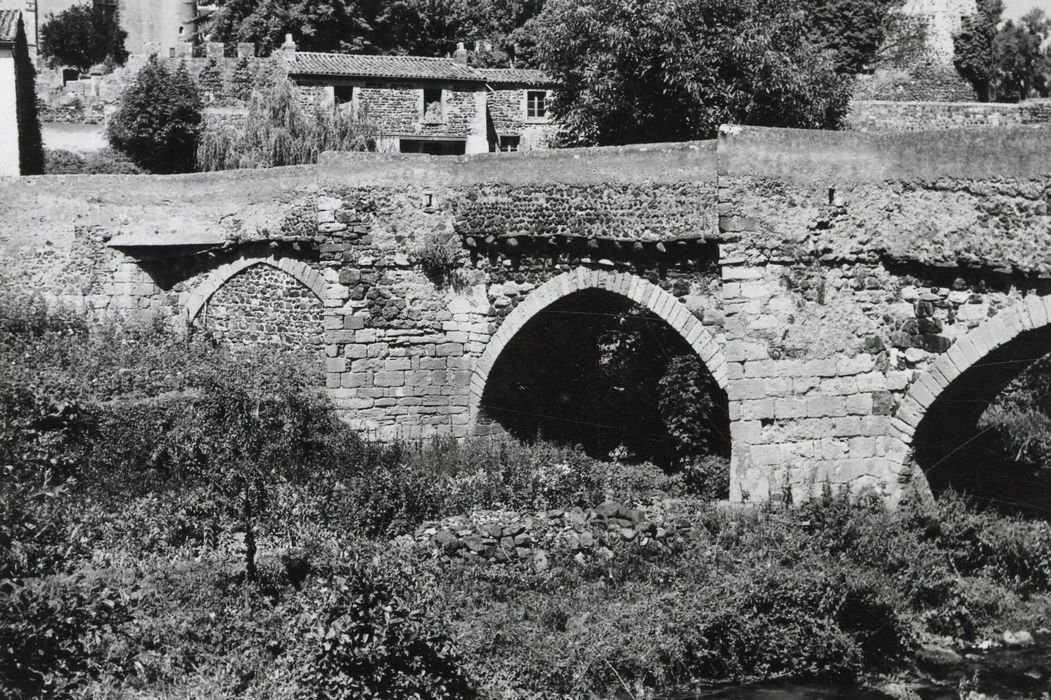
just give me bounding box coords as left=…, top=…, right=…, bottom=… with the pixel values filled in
left=469, top=267, right=727, bottom=426
left=183, top=256, right=326, bottom=325
left=890, top=294, right=1051, bottom=491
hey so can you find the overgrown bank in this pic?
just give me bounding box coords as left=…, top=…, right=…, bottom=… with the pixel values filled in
left=2, top=295, right=1051, bottom=699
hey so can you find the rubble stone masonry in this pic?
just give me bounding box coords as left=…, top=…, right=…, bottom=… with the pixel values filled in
left=2, top=126, right=1051, bottom=505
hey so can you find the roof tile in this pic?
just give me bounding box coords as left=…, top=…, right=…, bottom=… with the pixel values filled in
left=289, top=52, right=551, bottom=86
left=0, top=9, right=20, bottom=44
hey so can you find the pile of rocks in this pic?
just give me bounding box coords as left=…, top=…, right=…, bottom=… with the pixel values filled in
left=413, top=500, right=710, bottom=569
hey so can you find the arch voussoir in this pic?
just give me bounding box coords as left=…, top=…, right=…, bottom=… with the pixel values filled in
left=892, top=293, right=1051, bottom=479
left=184, top=255, right=325, bottom=325
left=468, top=267, right=727, bottom=428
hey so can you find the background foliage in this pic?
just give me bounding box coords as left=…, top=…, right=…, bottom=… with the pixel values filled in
left=107, top=56, right=204, bottom=173
left=39, top=2, right=128, bottom=72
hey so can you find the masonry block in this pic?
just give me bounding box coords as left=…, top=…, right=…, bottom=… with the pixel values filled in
left=807, top=396, right=847, bottom=418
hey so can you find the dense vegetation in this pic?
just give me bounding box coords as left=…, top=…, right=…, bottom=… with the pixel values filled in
left=196, top=75, right=378, bottom=171
left=107, top=56, right=204, bottom=173
left=43, top=148, right=144, bottom=175
left=954, top=0, right=1051, bottom=102
left=38, top=1, right=128, bottom=73
left=2, top=292, right=1050, bottom=698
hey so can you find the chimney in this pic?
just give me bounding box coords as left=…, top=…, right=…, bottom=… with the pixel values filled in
left=281, top=33, right=297, bottom=62
left=453, top=41, right=468, bottom=65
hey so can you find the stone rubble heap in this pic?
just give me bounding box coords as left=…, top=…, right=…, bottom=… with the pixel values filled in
left=411, top=499, right=711, bottom=569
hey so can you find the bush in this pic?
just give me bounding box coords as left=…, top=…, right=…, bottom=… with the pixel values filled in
left=108, top=56, right=203, bottom=173
left=0, top=575, right=127, bottom=699
left=293, top=546, right=475, bottom=699
left=197, top=58, right=224, bottom=98
left=414, top=232, right=464, bottom=288
left=44, top=148, right=144, bottom=174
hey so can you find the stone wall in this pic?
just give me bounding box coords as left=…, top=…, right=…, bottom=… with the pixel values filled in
left=3, top=128, right=1051, bottom=504
left=852, top=66, right=977, bottom=103
left=38, top=54, right=272, bottom=125
left=847, top=99, right=1051, bottom=132
left=201, top=263, right=325, bottom=360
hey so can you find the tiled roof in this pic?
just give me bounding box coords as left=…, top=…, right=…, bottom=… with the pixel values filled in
left=473, top=67, right=553, bottom=86
left=289, top=52, right=552, bottom=86
left=0, top=9, right=20, bottom=44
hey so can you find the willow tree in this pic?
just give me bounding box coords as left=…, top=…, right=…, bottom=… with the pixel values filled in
left=196, top=78, right=378, bottom=171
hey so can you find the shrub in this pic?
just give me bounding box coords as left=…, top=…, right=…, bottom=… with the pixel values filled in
left=229, top=57, right=255, bottom=101
left=414, top=232, right=464, bottom=288
left=197, top=58, right=224, bottom=99
left=0, top=575, right=127, bottom=699
left=293, top=545, right=476, bottom=699
left=108, top=57, right=203, bottom=173
left=44, top=148, right=144, bottom=174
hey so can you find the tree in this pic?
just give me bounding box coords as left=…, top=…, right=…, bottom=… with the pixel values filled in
left=208, top=0, right=373, bottom=56
left=799, top=0, right=908, bottom=75
left=954, top=0, right=1004, bottom=101
left=107, top=57, right=203, bottom=173
left=535, top=0, right=852, bottom=146
left=195, top=76, right=377, bottom=170
left=955, top=2, right=1051, bottom=102
left=162, top=356, right=322, bottom=580
left=38, top=2, right=128, bottom=73
left=992, top=9, right=1051, bottom=102
left=13, top=16, right=43, bottom=176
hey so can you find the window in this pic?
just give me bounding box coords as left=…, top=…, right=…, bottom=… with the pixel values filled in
left=421, top=88, right=444, bottom=123
left=490, top=136, right=520, bottom=153
left=526, top=91, right=547, bottom=119
left=334, top=85, right=356, bottom=116
left=400, top=139, right=465, bottom=156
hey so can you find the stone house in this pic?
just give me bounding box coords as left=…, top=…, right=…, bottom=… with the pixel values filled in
left=280, top=37, right=557, bottom=155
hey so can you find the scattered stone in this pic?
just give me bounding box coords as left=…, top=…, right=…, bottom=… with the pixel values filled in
left=532, top=549, right=549, bottom=572
left=915, top=645, right=964, bottom=675
left=1002, top=630, right=1035, bottom=648
left=434, top=529, right=459, bottom=549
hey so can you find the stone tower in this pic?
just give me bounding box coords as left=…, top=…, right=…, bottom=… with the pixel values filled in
left=900, top=0, right=978, bottom=65
left=118, top=0, right=195, bottom=56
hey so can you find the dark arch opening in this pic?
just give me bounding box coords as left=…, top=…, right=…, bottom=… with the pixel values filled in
left=913, top=325, right=1051, bottom=517
left=479, top=289, right=731, bottom=484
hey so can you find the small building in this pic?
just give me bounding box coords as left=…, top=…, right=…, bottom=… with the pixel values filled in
left=280, top=38, right=558, bottom=155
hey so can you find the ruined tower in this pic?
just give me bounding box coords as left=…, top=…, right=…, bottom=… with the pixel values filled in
left=900, top=0, right=978, bottom=65
left=118, top=0, right=195, bottom=56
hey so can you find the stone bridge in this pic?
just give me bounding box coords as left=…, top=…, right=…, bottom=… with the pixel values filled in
left=2, top=125, right=1051, bottom=505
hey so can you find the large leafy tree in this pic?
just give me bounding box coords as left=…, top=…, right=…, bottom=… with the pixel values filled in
left=208, top=0, right=546, bottom=65
left=954, top=0, right=1006, bottom=101
left=38, top=2, right=128, bottom=72
left=992, top=9, right=1051, bottom=102
left=535, top=0, right=852, bottom=145
left=799, top=0, right=908, bottom=75
left=955, top=2, right=1051, bottom=102
left=207, top=0, right=374, bottom=55
left=107, top=57, right=203, bottom=173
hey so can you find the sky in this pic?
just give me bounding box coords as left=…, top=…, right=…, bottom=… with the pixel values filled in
left=1003, top=0, right=1051, bottom=19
